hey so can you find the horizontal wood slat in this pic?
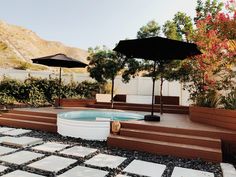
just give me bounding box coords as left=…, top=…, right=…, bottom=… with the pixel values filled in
left=0, top=110, right=57, bottom=133
left=190, top=106, right=236, bottom=131
left=120, top=128, right=221, bottom=148
left=108, top=135, right=222, bottom=162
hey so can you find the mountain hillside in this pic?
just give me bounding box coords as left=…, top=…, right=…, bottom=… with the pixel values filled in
left=0, top=20, right=88, bottom=70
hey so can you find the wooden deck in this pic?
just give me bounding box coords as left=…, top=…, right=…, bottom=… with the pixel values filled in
left=0, top=107, right=235, bottom=162
left=2, top=107, right=234, bottom=133
left=127, top=113, right=236, bottom=134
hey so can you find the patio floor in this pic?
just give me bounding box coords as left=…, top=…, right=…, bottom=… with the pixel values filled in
left=13, top=107, right=236, bottom=134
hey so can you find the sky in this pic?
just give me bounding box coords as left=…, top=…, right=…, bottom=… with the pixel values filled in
left=0, top=0, right=198, bottom=50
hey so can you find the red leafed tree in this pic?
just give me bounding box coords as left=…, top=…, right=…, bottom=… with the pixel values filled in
left=181, top=0, right=236, bottom=107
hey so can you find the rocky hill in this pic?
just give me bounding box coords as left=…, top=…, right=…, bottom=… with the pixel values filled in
left=0, top=20, right=88, bottom=70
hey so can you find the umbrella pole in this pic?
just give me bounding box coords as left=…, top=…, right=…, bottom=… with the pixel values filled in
left=160, top=74, right=163, bottom=114
left=159, top=64, right=164, bottom=114
left=144, top=60, right=160, bottom=122
left=58, top=67, right=62, bottom=107
left=111, top=77, right=114, bottom=109
left=151, top=61, right=157, bottom=116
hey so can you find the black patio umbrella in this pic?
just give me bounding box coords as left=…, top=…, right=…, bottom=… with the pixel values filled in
left=114, top=36, right=201, bottom=121
left=32, top=53, right=87, bottom=107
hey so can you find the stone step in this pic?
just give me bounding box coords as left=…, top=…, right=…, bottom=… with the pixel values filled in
left=2, top=113, right=56, bottom=124
left=108, top=135, right=222, bottom=162
left=120, top=128, right=221, bottom=148
left=0, top=117, right=57, bottom=133
left=10, top=109, right=57, bottom=118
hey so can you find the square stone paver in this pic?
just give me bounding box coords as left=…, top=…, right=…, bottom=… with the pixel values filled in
left=124, top=160, right=166, bottom=177
left=0, top=145, right=17, bottom=155
left=2, top=129, right=31, bottom=136
left=85, top=153, right=126, bottom=168
left=2, top=136, right=43, bottom=147
left=0, top=127, right=15, bottom=133
left=60, top=146, right=97, bottom=158
left=171, top=167, right=214, bottom=177
left=32, top=142, right=68, bottom=152
left=0, top=165, right=8, bottom=172
left=58, top=166, right=108, bottom=177
left=2, top=170, right=45, bottom=177
left=220, top=163, right=236, bottom=177
left=0, top=136, right=12, bottom=143
left=0, top=150, right=44, bottom=165
left=28, top=155, right=77, bottom=172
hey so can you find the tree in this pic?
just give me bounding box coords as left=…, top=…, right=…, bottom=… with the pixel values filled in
left=137, top=20, right=161, bottom=39
left=162, top=20, right=180, bottom=40
left=163, top=12, right=193, bottom=41
left=123, top=20, right=183, bottom=114
left=178, top=0, right=236, bottom=108
left=173, top=12, right=194, bottom=41
left=122, top=20, right=162, bottom=84
left=123, top=20, right=163, bottom=114
left=87, top=46, right=125, bottom=108
left=194, top=0, right=223, bottom=22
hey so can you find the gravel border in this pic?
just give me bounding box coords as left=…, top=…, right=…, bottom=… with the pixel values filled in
left=0, top=128, right=230, bottom=177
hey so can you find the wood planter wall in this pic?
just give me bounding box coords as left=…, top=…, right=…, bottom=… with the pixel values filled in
left=190, top=106, right=236, bottom=131
left=56, top=99, right=96, bottom=107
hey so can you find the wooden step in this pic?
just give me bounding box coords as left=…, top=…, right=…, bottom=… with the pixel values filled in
left=121, top=122, right=236, bottom=142
left=2, top=113, right=56, bottom=124
left=0, top=117, right=57, bottom=133
left=108, top=135, right=222, bottom=162
left=120, top=128, right=221, bottom=148
left=10, top=110, right=57, bottom=118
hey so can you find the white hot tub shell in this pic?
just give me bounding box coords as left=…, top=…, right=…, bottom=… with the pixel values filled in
left=57, top=111, right=143, bottom=141
left=57, top=116, right=110, bottom=141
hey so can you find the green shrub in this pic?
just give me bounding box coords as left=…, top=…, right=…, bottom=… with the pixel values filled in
left=24, top=77, right=59, bottom=104
left=0, top=77, right=103, bottom=106
left=0, top=77, right=21, bottom=99
left=0, top=92, right=15, bottom=105
left=100, top=82, right=112, bottom=94
left=195, top=90, right=221, bottom=108
left=221, top=89, right=236, bottom=110
left=76, top=81, right=101, bottom=99
left=28, top=87, right=47, bottom=107
left=62, top=82, right=78, bottom=99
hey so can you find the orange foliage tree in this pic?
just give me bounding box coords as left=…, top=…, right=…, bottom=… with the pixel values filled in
left=180, top=0, right=236, bottom=107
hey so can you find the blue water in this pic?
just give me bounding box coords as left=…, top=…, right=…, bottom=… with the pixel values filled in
left=58, top=110, right=144, bottom=121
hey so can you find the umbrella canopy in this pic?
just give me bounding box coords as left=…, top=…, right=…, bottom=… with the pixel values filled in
left=114, top=36, right=201, bottom=120
left=114, top=36, right=201, bottom=61
left=32, top=53, right=87, bottom=107
left=32, top=53, right=87, bottom=68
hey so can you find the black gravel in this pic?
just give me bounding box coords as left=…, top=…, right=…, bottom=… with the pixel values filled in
left=0, top=128, right=227, bottom=177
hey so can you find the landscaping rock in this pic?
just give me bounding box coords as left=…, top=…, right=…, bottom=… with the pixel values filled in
left=0, top=127, right=226, bottom=177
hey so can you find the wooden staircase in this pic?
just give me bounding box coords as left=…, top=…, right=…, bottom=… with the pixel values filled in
left=0, top=110, right=57, bottom=133
left=88, top=102, right=189, bottom=114
left=108, top=122, right=223, bottom=162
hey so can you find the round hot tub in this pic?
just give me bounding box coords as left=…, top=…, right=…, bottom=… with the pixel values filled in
left=57, top=110, right=143, bottom=141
